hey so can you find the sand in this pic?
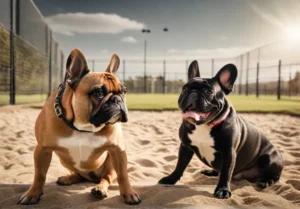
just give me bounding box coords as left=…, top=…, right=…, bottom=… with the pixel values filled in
left=0, top=105, right=300, bottom=209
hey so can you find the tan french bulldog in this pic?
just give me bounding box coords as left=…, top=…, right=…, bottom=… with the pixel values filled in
left=18, top=49, right=141, bottom=205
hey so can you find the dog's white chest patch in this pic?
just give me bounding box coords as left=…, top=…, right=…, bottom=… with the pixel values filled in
left=57, top=132, right=107, bottom=171
left=188, top=124, right=215, bottom=165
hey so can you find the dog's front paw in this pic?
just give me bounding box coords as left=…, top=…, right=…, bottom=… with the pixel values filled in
left=17, top=190, right=43, bottom=205
left=122, top=189, right=141, bottom=205
left=158, top=175, right=178, bottom=185
left=91, top=186, right=107, bottom=200
left=214, top=186, right=231, bottom=199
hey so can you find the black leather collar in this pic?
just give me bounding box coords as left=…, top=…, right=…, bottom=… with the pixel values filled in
left=54, top=83, right=91, bottom=132
left=54, top=83, right=127, bottom=133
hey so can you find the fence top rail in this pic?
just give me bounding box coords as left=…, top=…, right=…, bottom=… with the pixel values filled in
left=87, top=57, right=241, bottom=63
left=27, top=0, right=51, bottom=29
left=255, top=62, right=300, bottom=69
left=87, top=59, right=300, bottom=66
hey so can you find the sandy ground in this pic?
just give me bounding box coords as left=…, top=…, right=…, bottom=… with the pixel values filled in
left=0, top=105, right=300, bottom=209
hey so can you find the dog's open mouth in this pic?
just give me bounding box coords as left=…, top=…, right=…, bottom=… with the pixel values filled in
left=182, top=111, right=210, bottom=121
left=182, top=104, right=211, bottom=121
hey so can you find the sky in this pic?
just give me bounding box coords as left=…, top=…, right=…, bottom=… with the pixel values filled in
left=33, top=0, right=300, bottom=62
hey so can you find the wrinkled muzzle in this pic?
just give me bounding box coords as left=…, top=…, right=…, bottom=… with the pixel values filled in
left=179, top=91, right=213, bottom=113
left=89, top=94, right=128, bottom=127
left=179, top=91, right=218, bottom=124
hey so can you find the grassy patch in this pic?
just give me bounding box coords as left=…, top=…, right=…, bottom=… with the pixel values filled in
left=227, top=95, right=300, bottom=115
left=126, top=94, right=179, bottom=110
left=0, top=94, right=47, bottom=105
left=126, top=94, right=300, bottom=115
left=1, top=93, right=300, bottom=115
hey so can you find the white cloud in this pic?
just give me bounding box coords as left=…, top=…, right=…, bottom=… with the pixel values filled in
left=121, top=36, right=138, bottom=43
left=45, top=12, right=145, bottom=36
left=167, top=46, right=250, bottom=58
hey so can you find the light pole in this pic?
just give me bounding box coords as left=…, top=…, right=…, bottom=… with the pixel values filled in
left=162, top=27, right=168, bottom=94
left=142, top=29, right=150, bottom=93
left=142, top=28, right=169, bottom=93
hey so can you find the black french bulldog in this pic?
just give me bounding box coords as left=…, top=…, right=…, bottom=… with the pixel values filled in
left=158, top=61, right=283, bottom=199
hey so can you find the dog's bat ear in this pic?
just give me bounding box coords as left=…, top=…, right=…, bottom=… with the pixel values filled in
left=214, top=64, right=238, bottom=95
left=106, top=54, right=120, bottom=74
left=65, top=49, right=89, bottom=89
left=188, top=60, right=200, bottom=80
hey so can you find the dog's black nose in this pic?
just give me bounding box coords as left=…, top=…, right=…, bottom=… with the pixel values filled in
left=111, top=95, right=122, bottom=104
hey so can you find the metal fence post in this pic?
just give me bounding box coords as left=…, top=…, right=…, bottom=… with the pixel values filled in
left=144, top=40, right=147, bottom=93
left=256, top=62, right=259, bottom=98
left=10, top=0, right=16, bottom=104
left=48, top=32, right=52, bottom=97
left=238, top=55, right=243, bottom=95
left=211, top=59, right=214, bottom=77
left=16, top=0, right=20, bottom=35
left=163, top=60, right=166, bottom=94
left=123, top=60, right=125, bottom=84
left=246, top=52, right=249, bottom=96
left=277, top=60, right=281, bottom=100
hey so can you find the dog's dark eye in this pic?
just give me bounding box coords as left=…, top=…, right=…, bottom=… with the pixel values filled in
left=92, top=90, right=104, bottom=99
left=205, top=89, right=214, bottom=94
left=182, top=87, right=188, bottom=92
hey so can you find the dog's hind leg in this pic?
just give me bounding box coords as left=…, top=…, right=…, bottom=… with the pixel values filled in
left=91, top=153, right=117, bottom=200
left=56, top=159, right=84, bottom=186
left=257, top=150, right=283, bottom=189
left=57, top=172, right=83, bottom=186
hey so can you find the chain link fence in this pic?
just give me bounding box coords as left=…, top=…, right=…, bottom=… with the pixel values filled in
left=0, top=0, right=64, bottom=105
left=88, top=46, right=300, bottom=98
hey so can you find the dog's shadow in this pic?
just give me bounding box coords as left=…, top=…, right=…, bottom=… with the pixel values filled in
left=0, top=173, right=271, bottom=209
left=0, top=181, right=215, bottom=209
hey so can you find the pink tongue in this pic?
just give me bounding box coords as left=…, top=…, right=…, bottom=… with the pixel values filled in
left=182, top=112, right=200, bottom=121
left=182, top=112, right=210, bottom=121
